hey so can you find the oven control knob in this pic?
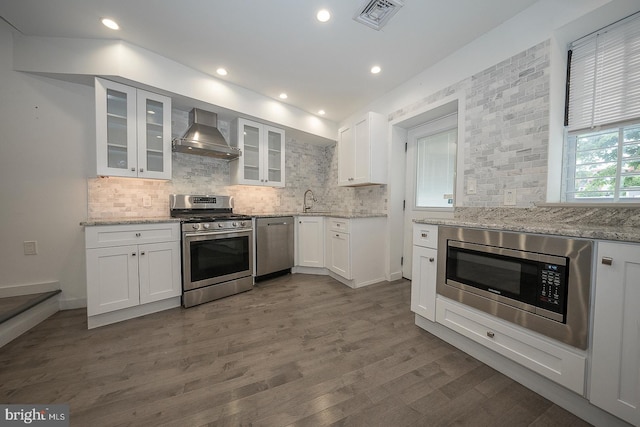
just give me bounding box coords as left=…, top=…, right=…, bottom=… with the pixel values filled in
left=232, top=222, right=238, bottom=227
left=192, top=224, right=199, bottom=230
left=218, top=223, right=224, bottom=228
left=240, top=221, right=246, bottom=227
left=203, top=223, right=210, bottom=229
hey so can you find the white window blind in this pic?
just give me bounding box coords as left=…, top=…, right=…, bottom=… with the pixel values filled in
left=567, top=12, right=640, bottom=132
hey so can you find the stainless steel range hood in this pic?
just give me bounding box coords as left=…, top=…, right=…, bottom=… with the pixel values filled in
left=172, top=108, right=241, bottom=160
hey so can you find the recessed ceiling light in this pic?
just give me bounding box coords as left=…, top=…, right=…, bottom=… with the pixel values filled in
left=216, top=68, right=228, bottom=76
left=371, top=65, right=381, bottom=74
left=279, top=93, right=288, bottom=99
left=101, top=18, right=119, bottom=30
left=318, top=110, right=326, bottom=115
left=317, top=9, right=331, bottom=22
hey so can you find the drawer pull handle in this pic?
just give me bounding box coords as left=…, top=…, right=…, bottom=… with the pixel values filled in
left=140, top=251, right=145, bottom=255
left=601, top=257, right=613, bottom=266
left=487, top=331, right=495, bottom=338
left=135, top=233, right=141, bottom=237
left=132, top=253, right=136, bottom=257
left=421, top=233, right=428, bottom=238
left=429, top=257, right=434, bottom=262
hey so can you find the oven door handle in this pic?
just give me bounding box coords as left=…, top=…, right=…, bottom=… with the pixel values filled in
left=184, top=230, right=251, bottom=238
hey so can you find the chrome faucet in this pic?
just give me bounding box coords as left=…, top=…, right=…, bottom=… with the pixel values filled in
left=303, top=189, right=316, bottom=212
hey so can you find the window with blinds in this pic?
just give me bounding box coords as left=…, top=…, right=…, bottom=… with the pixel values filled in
left=563, top=12, right=640, bottom=202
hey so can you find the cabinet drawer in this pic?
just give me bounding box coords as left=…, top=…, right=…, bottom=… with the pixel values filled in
left=413, top=224, right=438, bottom=249
left=328, top=218, right=350, bottom=233
left=436, top=297, right=586, bottom=395
left=86, top=223, right=179, bottom=248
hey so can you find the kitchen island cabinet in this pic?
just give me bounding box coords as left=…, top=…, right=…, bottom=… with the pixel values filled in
left=325, top=217, right=386, bottom=288
left=95, top=78, right=171, bottom=179
left=85, top=222, right=181, bottom=328
left=231, top=118, right=285, bottom=187
left=590, top=241, right=640, bottom=426
left=411, top=224, right=438, bottom=321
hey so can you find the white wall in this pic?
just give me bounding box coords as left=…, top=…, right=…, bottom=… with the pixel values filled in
left=12, top=35, right=338, bottom=143
left=0, top=21, right=93, bottom=308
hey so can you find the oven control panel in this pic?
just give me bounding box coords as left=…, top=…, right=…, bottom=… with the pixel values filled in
left=184, top=220, right=251, bottom=232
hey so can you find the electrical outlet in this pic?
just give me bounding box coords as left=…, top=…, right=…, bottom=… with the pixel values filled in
left=467, top=178, right=477, bottom=195
left=24, top=241, right=38, bottom=255
left=143, top=196, right=152, bottom=208
left=504, top=189, right=517, bottom=206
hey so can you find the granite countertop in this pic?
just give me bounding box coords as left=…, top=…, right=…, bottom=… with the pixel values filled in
left=81, top=212, right=387, bottom=226
left=414, top=218, right=640, bottom=243
left=246, top=212, right=387, bottom=219
left=80, top=218, right=181, bottom=226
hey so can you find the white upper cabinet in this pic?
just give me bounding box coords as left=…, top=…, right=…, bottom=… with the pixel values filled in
left=95, top=78, right=171, bottom=179
left=231, top=118, right=285, bottom=187
left=338, top=112, right=387, bottom=187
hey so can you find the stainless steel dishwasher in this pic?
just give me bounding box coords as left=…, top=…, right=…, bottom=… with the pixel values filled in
left=255, top=216, right=294, bottom=280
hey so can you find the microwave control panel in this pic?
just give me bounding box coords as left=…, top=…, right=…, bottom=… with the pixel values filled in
left=538, top=263, right=566, bottom=313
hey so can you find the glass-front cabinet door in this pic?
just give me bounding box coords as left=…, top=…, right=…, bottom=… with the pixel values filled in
left=241, top=121, right=263, bottom=184
left=96, top=79, right=137, bottom=177
left=95, top=78, right=171, bottom=179
left=136, top=89, right=171, bottom=179
left=231, top=118, right=285, bottom=187
left=265, top=126, right=285, bottom=186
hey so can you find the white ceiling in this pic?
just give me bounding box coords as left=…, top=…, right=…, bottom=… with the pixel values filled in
left=0, top=0, right=538, bottom=122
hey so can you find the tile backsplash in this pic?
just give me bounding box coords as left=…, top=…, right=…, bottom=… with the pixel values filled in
left=87, top=140, right=387, bottom=219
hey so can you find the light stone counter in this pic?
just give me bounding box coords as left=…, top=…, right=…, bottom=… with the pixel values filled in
left=245, top=212, right=387, bottom=219
left=414, top=218, right=640, bottom=243
left=80, top=218, right=181, bottom=226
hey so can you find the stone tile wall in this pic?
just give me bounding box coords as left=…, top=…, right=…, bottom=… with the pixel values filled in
left=390, top=40, right=550, bottom=208
left=87, top=140, right=387, bottom=218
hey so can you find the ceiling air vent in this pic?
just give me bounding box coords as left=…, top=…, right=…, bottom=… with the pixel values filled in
left=353, top=0, right=404, bottom=31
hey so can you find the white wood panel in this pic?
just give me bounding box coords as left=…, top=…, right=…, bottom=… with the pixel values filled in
left=138, top=241, right=181, bottom=304
left=411, top=246, right=437, bottom=321
left=436, top=297, right=586, bottom=395
left=86, top=245, right=139, bottom=316
left=590, top=241, right=640, bottom=426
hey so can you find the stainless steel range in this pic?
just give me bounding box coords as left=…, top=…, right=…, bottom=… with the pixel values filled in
left=170, top=194, right=253, bottom=308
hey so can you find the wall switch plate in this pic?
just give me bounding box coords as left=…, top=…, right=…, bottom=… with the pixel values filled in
left=504, top=189, right=517, bottom=206
left=467, top=178, right=477, bottom=195
left=24, top=241, right=38, bottom=255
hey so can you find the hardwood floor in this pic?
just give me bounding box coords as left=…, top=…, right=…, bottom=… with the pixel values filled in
left=0, top=274, right=591, bottom=427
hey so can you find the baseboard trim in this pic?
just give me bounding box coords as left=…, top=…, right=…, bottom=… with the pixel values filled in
left=389, top=271, right=403, bottom=281
left=0, top=295, right=59, bottom=348
left=292, top=266, right=329, bottom=275
left=59, top=297, right=87, bottom=310
left=0, top=281, right=60, bottom=298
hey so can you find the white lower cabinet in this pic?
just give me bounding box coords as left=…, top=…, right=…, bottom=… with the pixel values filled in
left=85, top=222, right=181, bottom=328
left=295, top=216, right=325, bottom=268
left=325, top=217, right=386, bottom=288
left=436, top=297, right=587, bottom=394
left=411, top=224, right=438, bottom=321
left=328, top=231, right=351, bottom=279
left=590, top=241, right=640, bottom=426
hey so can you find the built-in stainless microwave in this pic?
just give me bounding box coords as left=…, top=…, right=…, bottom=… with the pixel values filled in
left=437, top=226, right=593, bottom=349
